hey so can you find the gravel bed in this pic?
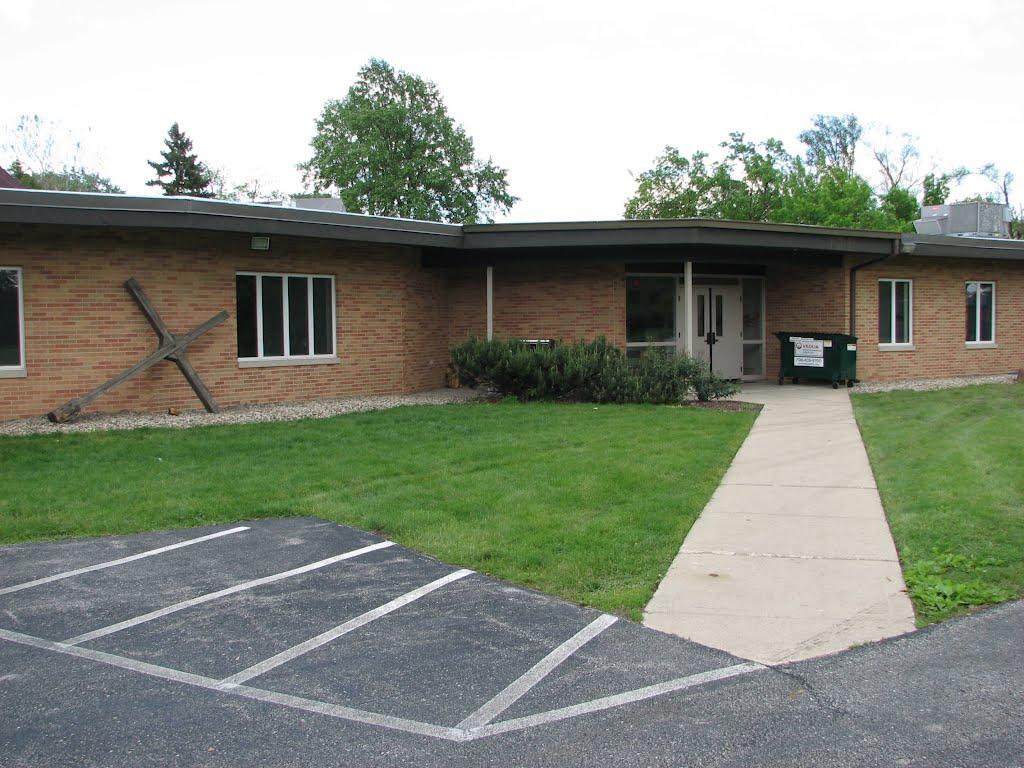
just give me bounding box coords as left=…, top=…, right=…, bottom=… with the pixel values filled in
left=853, top=372, right=1019, bottom=394
left=0, top=388, right=485, bottom=437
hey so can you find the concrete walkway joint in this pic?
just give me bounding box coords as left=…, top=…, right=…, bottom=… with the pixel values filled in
left=644, top=382, right=916, bottom=664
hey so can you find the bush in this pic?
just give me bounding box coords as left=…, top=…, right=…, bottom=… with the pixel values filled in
left=449, top=337, right=738, bottom=404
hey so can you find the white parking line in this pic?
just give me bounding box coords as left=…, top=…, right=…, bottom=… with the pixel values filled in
left=218, top=568, right=474, bottom=687
left=0, top=625, right=766, bottom=742
left=63, top=541, right=395, bottom=646
left=0, top=527, right=249, bottom=597
left=469, top=662, right=767, bottom=739
left=0, top=627, right=463, bottom=741
left=457, top=613, right=618, bottom=729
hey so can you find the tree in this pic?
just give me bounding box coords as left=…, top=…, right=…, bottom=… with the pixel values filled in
left=146, top=123, right=213, bottom=197
left=300, top=58, right=517, bottom=224
left=799, top=113, right=861, bottom=173
left=625, top=130, right=919, bottom=232
left=624, top=134, right=791, bottom=222
left=2, top=114, right=124, bottom=193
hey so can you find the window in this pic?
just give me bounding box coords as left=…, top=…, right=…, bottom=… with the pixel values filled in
left=879, top=279, right=912, bottom=346
left=966, top=281, right=995, bottom=344
left=236, top=272, right=336, bottom=363
left=0, top=267, right=26, bottom=377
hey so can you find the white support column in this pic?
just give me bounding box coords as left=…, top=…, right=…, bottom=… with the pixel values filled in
left=683, top=260, right=693, bottom=356
left=486, top=266, right=494, bottom=341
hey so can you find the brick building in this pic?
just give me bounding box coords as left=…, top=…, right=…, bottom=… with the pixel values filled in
left=2, top=189, right=1022, bottom=420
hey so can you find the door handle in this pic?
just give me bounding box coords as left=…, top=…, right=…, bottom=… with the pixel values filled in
left=706, top=332, right=717, bottom=345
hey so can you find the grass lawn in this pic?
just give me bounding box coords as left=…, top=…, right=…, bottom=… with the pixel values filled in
left=852, top=384, right=1024, bottom=626
left=0, top=402, right=756, bottom=621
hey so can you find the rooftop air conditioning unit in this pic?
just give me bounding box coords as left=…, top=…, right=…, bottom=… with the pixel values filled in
left=913, top=202, right=1010, bottom=238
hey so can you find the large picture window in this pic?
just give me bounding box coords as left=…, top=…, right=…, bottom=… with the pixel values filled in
left=965, top=281, right=995, bottom=344
left=236, top=272, right=336, bottom=362
left=0, top=267, right=25, bottom=375
left=879, top=279, right=912, bottom=346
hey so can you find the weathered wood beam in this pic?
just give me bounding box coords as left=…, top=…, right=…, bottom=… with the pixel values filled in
left=47, top=310, right=227, bottom=423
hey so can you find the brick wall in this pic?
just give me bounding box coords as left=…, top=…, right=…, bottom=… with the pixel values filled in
left=490, top=262, right=626, bottom=345
left=0, top=224, right=448, bottom=420
left=764, top=262, right=849, bottom=380
left=853, top=255, right=1024, bottom=381
left=446, top=262, right=626, bottom=347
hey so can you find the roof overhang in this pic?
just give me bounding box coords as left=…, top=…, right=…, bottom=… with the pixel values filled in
left=903, top=234, right=1024, bottom=261
left=0, top=189, right=463, bottom=249
left=5, top=190, right=1023, bottom=264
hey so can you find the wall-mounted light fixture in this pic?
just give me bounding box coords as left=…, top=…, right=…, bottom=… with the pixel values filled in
left=250, top=236, right=271, bottom=251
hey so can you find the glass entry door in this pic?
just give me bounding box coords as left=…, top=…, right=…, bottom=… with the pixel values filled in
left=692, top=285, right=742, bottom=378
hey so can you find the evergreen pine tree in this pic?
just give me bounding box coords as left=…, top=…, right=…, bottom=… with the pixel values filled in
left=146, top=123, right=213, bottom=197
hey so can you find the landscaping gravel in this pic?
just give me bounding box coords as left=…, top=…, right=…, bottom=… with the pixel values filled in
left=0, top=388, right=484, bottom=437
left=2, top=374, right=1017, bottom=437
left=852, top=372, right=1018, bottom=394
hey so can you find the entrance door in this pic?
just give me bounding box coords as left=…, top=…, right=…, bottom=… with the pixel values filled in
left=692, top=285, right=742, bottom=378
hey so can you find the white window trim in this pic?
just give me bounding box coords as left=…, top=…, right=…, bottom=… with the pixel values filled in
left=965, top=280, right=996, bottom=347
left=878, top=278, right=913, bottom=350
left=0, top=266, right=26, bottom=378
left=236, top=271, right=338, bottom=364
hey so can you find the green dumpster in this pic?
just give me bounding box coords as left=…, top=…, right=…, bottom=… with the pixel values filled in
left=776, top=332, right=858, bottom=388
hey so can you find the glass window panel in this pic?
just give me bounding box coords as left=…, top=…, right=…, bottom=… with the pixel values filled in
left=312, top=278, right=333, bottom=355
left=235, top=275, right=258, bottom=358
left=979, top=283, right=994, bottom=342
left=715, top=294, right=724, bottom=337
left=697, top=294, right=705, bottom=338
left=287, top=276, right=310, bottom=356
left=261, top=276, right=284, bottom=357
left=742, top=279, right=763, bottom=341
left=878, top=282, right=892, bottom=344
left=743, top=343, right=764, bottom=376
left=895, top=281, right=910, bottom=343
left=0, top=269, right=21, bottom=366
left=626, top=276, right=675, bottom=343
left=966, top=282, right=978, bottom=342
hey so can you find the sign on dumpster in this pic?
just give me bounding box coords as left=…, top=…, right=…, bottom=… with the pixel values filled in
left=793, top=339, right=825, bottom=367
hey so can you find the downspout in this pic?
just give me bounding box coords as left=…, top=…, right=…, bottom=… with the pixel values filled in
left=849, top=237, right=903, bottom=337
left=486, top=266, right=494, bottom=341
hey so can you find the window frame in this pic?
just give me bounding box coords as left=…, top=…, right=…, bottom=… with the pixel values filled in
left=235, top=271, right=338, bottom=367
left=0, top=266, right=26, bottom=378
left=965, top=280, right=996, bottom=347
left=878, top=278, right=914, bottom=350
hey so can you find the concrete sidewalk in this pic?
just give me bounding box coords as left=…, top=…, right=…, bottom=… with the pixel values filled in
left=643, top=381, right=916, bottom=664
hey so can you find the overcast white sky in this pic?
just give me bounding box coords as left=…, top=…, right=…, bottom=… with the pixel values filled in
left=2, top=0, right=1021, bottom=222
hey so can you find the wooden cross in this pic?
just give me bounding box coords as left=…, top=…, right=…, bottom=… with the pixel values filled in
left=47, top=279, right=228, bottom=423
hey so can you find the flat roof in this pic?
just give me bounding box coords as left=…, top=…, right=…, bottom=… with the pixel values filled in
left=2, top=189, right=1023, bottom=261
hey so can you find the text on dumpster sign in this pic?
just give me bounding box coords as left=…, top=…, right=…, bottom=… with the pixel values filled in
left=793, top=338, right=825, bottom=368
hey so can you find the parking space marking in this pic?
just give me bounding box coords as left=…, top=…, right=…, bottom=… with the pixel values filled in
left=0, top=625, right=765, bottom=742
left=63, top=540, right=395, bottom=646
left=0, top=626, right=461, bottom=741
left=219, top=568, right=475, bottom=687
left=0, top=526, right=250, bottom=597
left=470, top=661, right=767, bottom=740
left=457, top=613, right=618, bottom=729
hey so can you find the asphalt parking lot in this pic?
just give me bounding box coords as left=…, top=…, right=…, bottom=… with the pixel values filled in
left=2, top=518, right=1022, bottom=767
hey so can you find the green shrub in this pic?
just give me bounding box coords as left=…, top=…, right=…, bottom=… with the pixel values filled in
left=449, top=337, right=737, bottom=404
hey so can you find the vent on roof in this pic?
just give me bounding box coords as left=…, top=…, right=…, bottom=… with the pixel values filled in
left=259, top=197, right=347, bottom=213
left=913, top=202, right=1011, bottom=238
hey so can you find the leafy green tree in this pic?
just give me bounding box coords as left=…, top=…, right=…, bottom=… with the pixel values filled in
left=625, top=129, right=919, bottom=232
left=799, top=113, right=861, bottom=173
left=301, top=58, right=517, bottom=223
left=624, top=134, right=791, bottom=222
left=146, top=123, right=213, bottom=197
